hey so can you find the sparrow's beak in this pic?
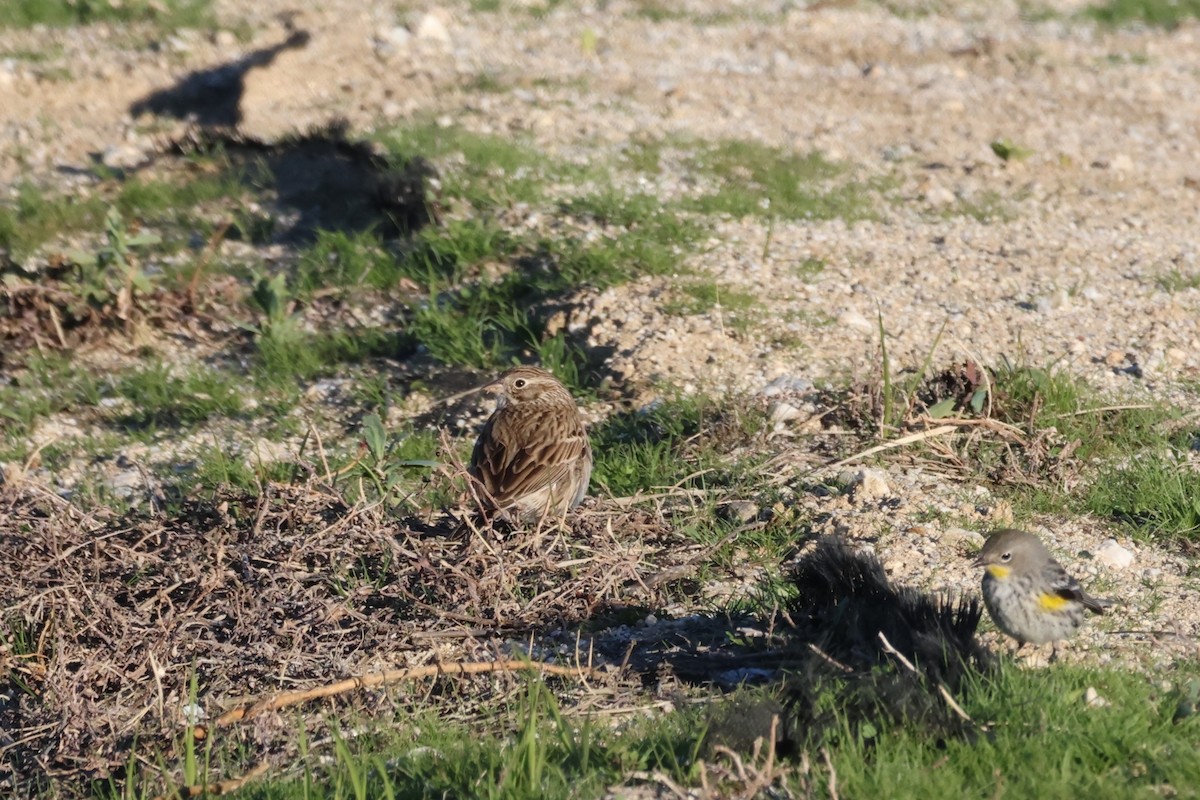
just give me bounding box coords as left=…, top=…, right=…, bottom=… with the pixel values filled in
left=481, top=379, right=502, bottom=395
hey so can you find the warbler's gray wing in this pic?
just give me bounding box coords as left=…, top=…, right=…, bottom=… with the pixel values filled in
left=1047, top=561, right=1111, bottom=615
left=470, top=406, right=589, bottom=507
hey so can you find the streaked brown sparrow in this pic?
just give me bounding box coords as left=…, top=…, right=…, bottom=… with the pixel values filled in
left=469, top=366, right=592, bottom=521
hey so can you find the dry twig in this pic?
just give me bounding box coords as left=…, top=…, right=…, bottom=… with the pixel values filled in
left=211, top=659, right=601, bottom=729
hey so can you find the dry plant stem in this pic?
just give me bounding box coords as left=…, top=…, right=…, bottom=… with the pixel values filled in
left=151, top=761, right=269, bottom=800
left=629, top=770, right=690, bottom=800
left=807, top=643, right=854, bottom=673
left=937, top=683, right=975, bottom=725
left=709, top=715, right=786, bottom=799
left=184, top=220, right=231, bottom=306
left=821, top=746, right=839, bottom=800
left=821, top=424, right=959, bottom=471
left=1056, top=403, right=1155, bottom=417
left=211, top=659, right=601, bottom=728
left=878, top=632, right=976, bottom=726
left=876, top=631, right=919, bottom=674
left=439, top=428, right=498, bottom=517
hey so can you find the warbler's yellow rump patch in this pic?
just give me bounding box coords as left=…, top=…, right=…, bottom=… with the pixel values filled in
left=986, top=565, right=1011, bottom=579
left=1038, top=593, right=1069, bottom=611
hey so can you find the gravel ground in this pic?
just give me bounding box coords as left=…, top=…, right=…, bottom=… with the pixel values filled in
left=3, top=0, right=1199, bottom=674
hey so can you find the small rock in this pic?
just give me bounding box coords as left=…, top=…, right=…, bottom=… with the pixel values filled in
left=543, top=310, right=568, bottom=338
left=1035, top=288, right=1070, bottom=313
left=1165, top=347, right=1188, bottom=365
left=844, top=468, right=890, bottom=501
left=250, top=438, right=292, bottom=465
left=181, top=702, right=206, bottom=724
left=838, top=310, right=873, bottom=332
left=721, top=501, right=759, bottom=524
left=758, top=375, right=813, bottom=397
left=213, top=29, right=237, bottom=48
left=106, top=468, right=143, bottom=499
left=1104, top=350, right=1129, bottom=368
left=1084, top=687, right=1109, bottom=708
left=942, top=527, right=985, bottom=547
left=1110, top=153, right=1134, bottom=172
left=769, top=401, right=802, bottom=424
left=101, top=143, right=146, bottom=170
left=924, top=185, right=955, bottom=206
left=413, top=10, right=452, bottom=44
left=1095, top=539, right=1134, bottom=571
left=383, top=25, right=411, bottom=46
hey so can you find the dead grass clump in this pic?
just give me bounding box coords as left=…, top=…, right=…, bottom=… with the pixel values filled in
left=822, top=360, right=1086, bottom=490
left=0, top=480, right=688, bottom=793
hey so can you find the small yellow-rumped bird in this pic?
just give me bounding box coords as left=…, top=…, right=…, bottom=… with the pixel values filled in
left=973, top=528, right=1112, bottom=659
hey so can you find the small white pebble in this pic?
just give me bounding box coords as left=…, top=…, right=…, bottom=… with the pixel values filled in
left=853, top=468, right=891, bottom=501
left=1095, top=539, right=1134, bottom=571
left=181, top=703, right=206, bottom=724
left=1084, top=687, right=1109, bottom=708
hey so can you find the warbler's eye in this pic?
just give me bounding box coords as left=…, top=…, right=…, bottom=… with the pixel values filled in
left=514, top=379, right=527, bottom=389
left=1000, top=551, right=1012, bottom=562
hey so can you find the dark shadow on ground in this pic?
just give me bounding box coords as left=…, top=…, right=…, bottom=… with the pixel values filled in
left=129, top=30, right=312, bottom=127
left=165, top=124, right=442, bottom=244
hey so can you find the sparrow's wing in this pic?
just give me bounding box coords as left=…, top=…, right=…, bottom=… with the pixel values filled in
left=1047, top=561, right=1111, bottom=615
left=471, top=406, right=590, bottom=507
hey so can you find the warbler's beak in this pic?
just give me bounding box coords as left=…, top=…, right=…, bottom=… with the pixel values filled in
left=971, top=555, right=986, bottom=569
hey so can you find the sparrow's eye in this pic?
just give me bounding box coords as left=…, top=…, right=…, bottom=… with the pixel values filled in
left=1000, top=551, right=1012, bottom=562
left=514, top=378, right=527, bottom=389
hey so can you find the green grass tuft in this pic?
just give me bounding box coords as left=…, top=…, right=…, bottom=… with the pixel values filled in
left=1086, top=0, right=1200, bottom=28
left=0, top=355, right=106, bottom=442
left=377, top=123, right=552, bottom=209
left=114, top=363, right=244, bottom=430
left=990, top=364, right=1168, bottom=461
left=0, top=0, right=214, bottom=29
left=682, top=140, right=875, bottom=222
left=1086, top=450, right=1200, bottom=541
left=942, top=190, right=1015, bottom=222
left=1154, top=268, right=1200, bottom=293
left=0, top=183, right=107, bottom=260
left=663, top=280, right=757, bottom=317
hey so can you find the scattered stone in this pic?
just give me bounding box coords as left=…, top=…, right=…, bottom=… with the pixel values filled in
left=250, top=438, right=293, bottom=466
left=942, top=527, right=985, bottom=548
left=924, top=184, right=955, bottom=206
left=1035, top=288, right=1070, bottom=313
left=842, top=468, right=890, bottom=502
left=1085, top=687, right=1110, bottom=708
left=758, top=375, right=813, bottom=397
left=375, top=24, right=411, bottom=56
left=105, top=467, right=143, bottom=499
left=100, top=143, right=147, bottom=170
left=721, top=500, right=759, bottom=524
left=837, top=310, right=873, bottom=332
left=413, top=10, right=452, bottom=44
left=1095, top=539, right=1135, bottom=571
left=769, top=401, right=803, bottom=424
left=1110, top=153, right=1134, bottom=172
